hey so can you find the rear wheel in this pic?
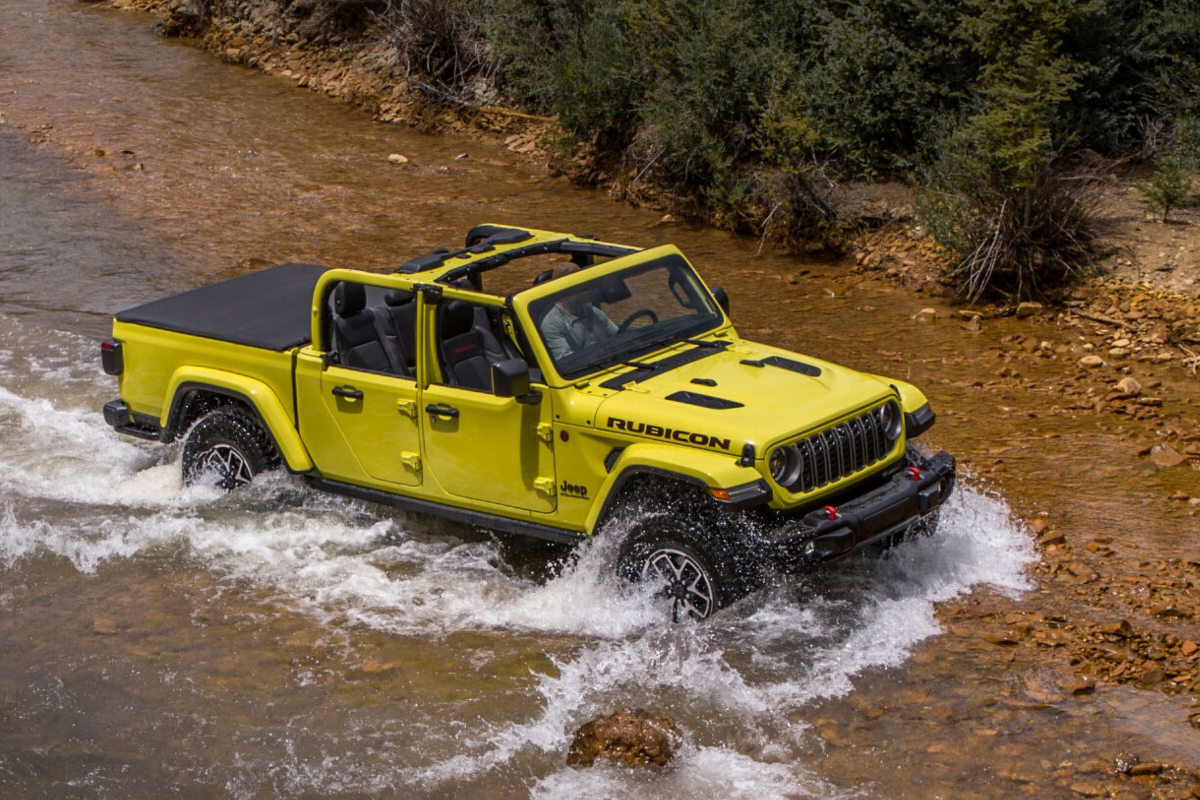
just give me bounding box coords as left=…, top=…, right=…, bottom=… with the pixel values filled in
left=182, top=409, right=277, bottom=490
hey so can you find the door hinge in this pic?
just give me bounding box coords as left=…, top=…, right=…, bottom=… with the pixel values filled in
left=416, top=283, right=443, bottom=302
left=534, top=477, right=556, bottom=496
left=396, top=399, right=418, bottom=418
left=536, top=423, right=554, bottom=443
left=400, top=451, right=422, bottom=471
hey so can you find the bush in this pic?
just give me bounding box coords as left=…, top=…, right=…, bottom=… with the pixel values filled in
left=1137, top=153, right=1193, bottom=222
left=918, top=161, right=1101, bottom=302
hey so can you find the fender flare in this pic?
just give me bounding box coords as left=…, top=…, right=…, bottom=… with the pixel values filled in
left=162, top=367, right=314, bottom=473
left=584, top=442, right=766, bottom=533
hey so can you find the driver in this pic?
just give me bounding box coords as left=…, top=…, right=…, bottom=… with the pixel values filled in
left=539, top=263, right=618, bottom=360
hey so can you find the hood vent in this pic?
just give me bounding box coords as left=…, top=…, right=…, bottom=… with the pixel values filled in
left=666, top=391, right=744, bottom=410
left=740, top=355, right=821, bottom=377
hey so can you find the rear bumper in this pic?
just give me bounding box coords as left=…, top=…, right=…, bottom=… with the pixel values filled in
left=103, top=399, right=162, bottom=441
left=767, top=450, right=955, bottom=567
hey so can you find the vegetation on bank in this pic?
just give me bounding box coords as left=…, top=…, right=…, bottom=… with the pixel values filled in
left=177, top=0, right=1200, bottom=301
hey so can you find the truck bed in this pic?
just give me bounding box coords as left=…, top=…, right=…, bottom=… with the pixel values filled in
left=115, top=262, right=328, bottom=351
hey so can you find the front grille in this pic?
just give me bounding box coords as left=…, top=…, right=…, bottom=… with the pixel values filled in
left=786, top=406, right=890, bottom=493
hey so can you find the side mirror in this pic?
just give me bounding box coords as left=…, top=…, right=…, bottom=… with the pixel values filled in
left=711, top=285, right=730, bottom=316
left=492, top=358, right=531, bottom=398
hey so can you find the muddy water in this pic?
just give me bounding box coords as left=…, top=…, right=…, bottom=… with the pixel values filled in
left=1, top=1, right=1198, bottom=798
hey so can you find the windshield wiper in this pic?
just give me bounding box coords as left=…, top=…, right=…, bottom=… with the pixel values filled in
left=683, top=337, right=728, bottom=349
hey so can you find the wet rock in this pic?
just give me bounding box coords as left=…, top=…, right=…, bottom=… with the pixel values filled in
left=1130, top=762, right=1164, bottom=776
left=912, top=307, right=938, bottom=322
left=1064, top=676, right=1096, bottom=696
left=1039, top=530, right=1067, bottom=548
left=1016, top=301, right=1043, bottom=318
left=1151, top=444, right=1186, bottom=468
left=387, top=153, right=408, bottom=164
left=1070, top=779, right=1107, bottom=796
left=566, top=710, right=682, bottom=768
left=1114, top=377, right=1143, bottom=397
left=1182, top=641, right=1198, bottom=656
left=1079, top=355, right=1106, bottom=368
left=91, top=618, right=118, bottom=635
left=1137, top=665, right=1165, bottom=685
left=985, top=630, right=1023, bottom=645
left=1098, top=620, right=1134, bottom=639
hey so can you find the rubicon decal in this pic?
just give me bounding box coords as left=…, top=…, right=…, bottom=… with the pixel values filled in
left=606, top=417, right=731, bottom=451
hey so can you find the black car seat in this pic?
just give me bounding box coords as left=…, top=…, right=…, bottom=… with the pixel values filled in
left=383, top=290, right=418, bottom=374
left=440, top=300, right=492, bottom=391
left=331, top=283, right=406, bottom=375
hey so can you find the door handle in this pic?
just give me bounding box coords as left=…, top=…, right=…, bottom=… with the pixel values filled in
left=425, top=403, right=459, bottom=419
left=332, top=386, right=363, bottom=400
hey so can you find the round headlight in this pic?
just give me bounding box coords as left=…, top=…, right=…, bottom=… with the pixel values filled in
left=879, top=401, right=903, bottom=441
left=768, top=445, right=800, bottom=486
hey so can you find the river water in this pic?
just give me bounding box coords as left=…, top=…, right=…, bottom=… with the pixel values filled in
left=1, top=2, right=1197, bottom=798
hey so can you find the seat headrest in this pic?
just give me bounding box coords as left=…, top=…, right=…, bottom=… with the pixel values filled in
left=441, top=300, right=475, bottom=338
left=333, top=282, right=366, bottom=317
left=384, top=290, right=415, bottom=307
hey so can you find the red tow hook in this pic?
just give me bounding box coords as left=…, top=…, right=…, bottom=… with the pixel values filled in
left=907, top=466, right=922, bottom=480
left=823, top=505, right=839, bottom=521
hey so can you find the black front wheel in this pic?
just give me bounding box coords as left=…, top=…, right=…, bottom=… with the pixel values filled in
left=637, top=540, right=721, bottom=621
left=617, top=520, right=749, bottom=622
left=182, top=409, right=277, bottom=490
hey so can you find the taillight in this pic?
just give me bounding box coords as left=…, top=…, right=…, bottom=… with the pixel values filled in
left=101, top=340, right=123, bottom=375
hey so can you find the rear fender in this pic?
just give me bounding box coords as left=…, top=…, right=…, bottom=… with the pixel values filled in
left=584, top=442, right=763, bottom=533
left=163, top=366, right=314, bottom=473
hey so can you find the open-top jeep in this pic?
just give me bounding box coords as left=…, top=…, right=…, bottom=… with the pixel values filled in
left=101, top=225, right=955, bottom=620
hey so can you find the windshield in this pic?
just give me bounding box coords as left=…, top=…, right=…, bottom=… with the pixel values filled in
left=528, top=254, right=724, bottom=379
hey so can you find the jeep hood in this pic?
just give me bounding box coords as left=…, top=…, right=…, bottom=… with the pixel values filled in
left=592, top=342, right=897, bottom=452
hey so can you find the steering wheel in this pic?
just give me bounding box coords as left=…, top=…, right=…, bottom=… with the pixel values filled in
left=617, top=308, right=659, bottom=334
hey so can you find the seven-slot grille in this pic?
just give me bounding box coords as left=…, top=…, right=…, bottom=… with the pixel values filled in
left=784, top=406, right=891, bottom=493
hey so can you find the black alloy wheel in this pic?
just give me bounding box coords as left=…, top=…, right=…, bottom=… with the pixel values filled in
left=182, top=409, right=276, bottom=490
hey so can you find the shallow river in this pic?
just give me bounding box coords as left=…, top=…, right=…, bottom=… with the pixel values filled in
left=1, top=2, right=1197, bottom=798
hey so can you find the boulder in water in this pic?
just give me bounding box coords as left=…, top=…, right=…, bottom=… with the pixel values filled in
left=566, top=709, right=682, bottom=768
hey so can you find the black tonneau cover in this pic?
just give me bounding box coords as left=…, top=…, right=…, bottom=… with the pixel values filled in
left=115, top=263, right=328, bottom=351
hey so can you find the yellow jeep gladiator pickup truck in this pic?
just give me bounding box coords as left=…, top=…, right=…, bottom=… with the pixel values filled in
left=101, top=225, right=954, bottom=620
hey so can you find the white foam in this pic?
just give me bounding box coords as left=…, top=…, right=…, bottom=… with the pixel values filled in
left=532, top=746, right=853, bottom=800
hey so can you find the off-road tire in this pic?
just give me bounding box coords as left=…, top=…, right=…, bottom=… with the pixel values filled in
left=182, top=408, right=278, bottom=490
left=612, top=500, right=765, bottom=621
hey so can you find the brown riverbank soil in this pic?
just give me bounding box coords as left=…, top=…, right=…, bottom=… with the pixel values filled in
left=13, top=1, right=1200, bottom=794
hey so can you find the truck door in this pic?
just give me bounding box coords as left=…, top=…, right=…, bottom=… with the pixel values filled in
left=420, top=296, right=557, bottom=513
left=294, top=279, right=423, bottom=488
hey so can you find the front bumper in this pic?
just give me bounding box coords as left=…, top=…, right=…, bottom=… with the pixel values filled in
left=768, top=450, right=955, bottom=567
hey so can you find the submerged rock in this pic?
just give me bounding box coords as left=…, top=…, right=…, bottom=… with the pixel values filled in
left=567, top=709, right=683, bottom=768
left=1150, top=443, right=1185, bottom=468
